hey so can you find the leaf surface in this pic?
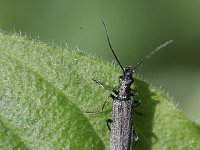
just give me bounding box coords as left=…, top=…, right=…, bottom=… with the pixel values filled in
left=0, top=32, right=200, bottom=150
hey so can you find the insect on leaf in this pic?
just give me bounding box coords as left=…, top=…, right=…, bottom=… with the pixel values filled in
left=0, top=32, right=200, bottom=150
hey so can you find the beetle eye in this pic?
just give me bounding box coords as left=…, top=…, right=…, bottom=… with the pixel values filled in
left=119, top=76, right=123, bottom=82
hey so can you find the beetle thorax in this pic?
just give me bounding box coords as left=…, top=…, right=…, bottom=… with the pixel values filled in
left=117, top=68, right=134, bottom=100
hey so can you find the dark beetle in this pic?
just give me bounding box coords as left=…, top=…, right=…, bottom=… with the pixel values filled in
left=87, top=21, right=173, bottom=150
left=109, top=67, right=140, bottom=150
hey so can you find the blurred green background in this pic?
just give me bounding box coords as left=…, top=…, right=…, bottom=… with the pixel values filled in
left=0, top=0, right=200, bottom=122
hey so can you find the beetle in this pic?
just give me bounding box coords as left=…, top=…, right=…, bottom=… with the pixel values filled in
left=87, top=21, right=173, bottom=150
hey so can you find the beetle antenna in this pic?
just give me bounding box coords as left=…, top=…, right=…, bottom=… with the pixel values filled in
left=102, top=20, right=125, bottom=74
left=132, top=40, right=173, bottom=70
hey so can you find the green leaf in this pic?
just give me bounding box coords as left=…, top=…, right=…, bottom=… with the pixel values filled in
left=0, top=32, right=200, bottom=150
